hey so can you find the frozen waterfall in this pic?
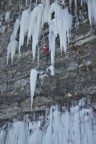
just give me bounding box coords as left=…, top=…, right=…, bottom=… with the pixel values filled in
left=0, top=99, right=96, bottom=144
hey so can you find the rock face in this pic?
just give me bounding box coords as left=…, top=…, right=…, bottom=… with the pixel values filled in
left=0, top=0, right=96, bottom=125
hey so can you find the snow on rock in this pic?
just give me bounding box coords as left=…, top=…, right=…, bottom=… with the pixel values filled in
left=30, top=69, right=38, bottom=110
left=10, top=18, right=20, bottom=41
left=5, top=11, right=11, bottom=22
left=19, top=9, right=30, bottom=53
left=27, top=4, right=43, bottom=60
left=7, top=40, right=18, bottom=64
left=47, top=65, right=55, bottom=76
left=0, top=26, right=6, bottom=33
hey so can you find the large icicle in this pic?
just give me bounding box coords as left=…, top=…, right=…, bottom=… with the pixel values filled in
left=27, top=4, right=43, bottom=60
left=49, top=32, right=55, bottom=65
left=42, top=0, right=50, bottom=25
left=59, top=7, right=72, bottom=53
left=7, top=40, right=18, bottom=64
left=48, top=3, right=72, bottom=57
left=19, top=9, right=30, bottom=53
left=87, top=0, right=96, bottom=26
left=30, top=69, right=38, bottom=110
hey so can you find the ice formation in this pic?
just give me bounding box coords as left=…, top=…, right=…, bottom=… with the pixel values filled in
left=18, top=1, right=72, bottom=62
left=27, top=4, right=43, bottom=60
left=48, top=2, right=62, bottom=24
left=10, top=18, right=20, bottom=41
left=60, top=7, right=72, bottom=53
left=6, top=0, right=96, bottom=111
left=5, top=11, right=11, bottom=22
left=19, top=9, right=30, bottom=53
left=7, top=40, right=19, bottom=64
left=48, top=2, right=72, bottom=64
left=7, top=0, right=96, bottom=64
left=0, top=99, right=96, bottom=144
left=7, top=18, right=20, bottom=63
left=30, top=69, right=38, bottom=110
left=87, top=0, right=96, bottom=26
left=42, top=0, right=50, bottom=24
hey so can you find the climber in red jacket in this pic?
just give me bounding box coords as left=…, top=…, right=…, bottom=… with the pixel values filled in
left=43, top=46, right=50, bottom=65
left=43, top=46, right=49, bottom=54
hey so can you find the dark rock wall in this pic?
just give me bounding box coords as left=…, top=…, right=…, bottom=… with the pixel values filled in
left=0, top=0, right=96, bottom=124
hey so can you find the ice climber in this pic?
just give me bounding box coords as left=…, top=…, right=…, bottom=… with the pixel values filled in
left=43, top=46, right=50, bottom=64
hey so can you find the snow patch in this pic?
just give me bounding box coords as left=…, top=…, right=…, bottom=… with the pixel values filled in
left=47, top=65, right=55, bottom=76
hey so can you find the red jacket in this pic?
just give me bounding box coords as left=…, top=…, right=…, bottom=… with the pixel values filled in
left=43, top=47, right=49, bottom=54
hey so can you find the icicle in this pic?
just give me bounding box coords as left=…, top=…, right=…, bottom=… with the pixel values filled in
left=30, top=69, right=38, bottom=110
left=49, top=33, right=55, bottom=65
left=42, top=0, right=50, bottom=25
left=5, top=11, right=11, bottom=22
left=27, top=4, right=43, bottom=60
left=53, top=106, right=60, bottom=144
left=19, top=9, right=30, bottom=53
left=73, top=107, right=80, bottom=144
left=29, top=121, right=43, bottom=144
left=10, top=18, right=20, bottom=41
left=42, top=107, right=53, bottom=144
left=87, top=0, right=96, bottom=26
left=48, top=3, right=72, bottom=55
left=7, top=40, right=18, bottom=64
